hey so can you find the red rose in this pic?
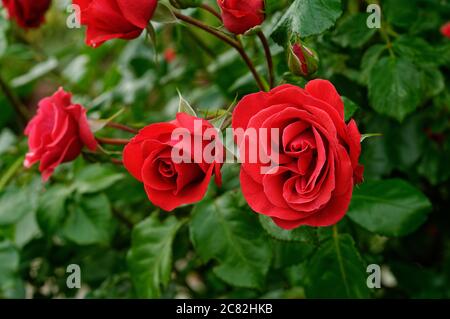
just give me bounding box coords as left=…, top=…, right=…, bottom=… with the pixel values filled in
left=24, top=88, right=97, bottom=181
left=73, top=0, right=158, bottom=47
left=232, top=81, right=364, bottom=229
left=441, top=22, right=450, bottom=39
left=217, top=0, right=265, bottom=35
left=164, top=48, right=177, bottom=63
left=2, top=0, right=51, bottom=29
left=123, top=113, right=223, bottom=211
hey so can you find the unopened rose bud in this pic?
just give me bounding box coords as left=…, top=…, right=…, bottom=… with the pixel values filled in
left=288, top=43, right=319, bottom=78
left=169, top=0, right=202, bottom=9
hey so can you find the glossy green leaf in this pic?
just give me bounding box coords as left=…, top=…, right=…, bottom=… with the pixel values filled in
left=62, top=193, right=114, bottom=245
left=74, top=164, right=124, bottom=194
left=368, top=57, right=422, bottom=121
left=342, top=97, right=359, bottom=121
left=304, top=233, right=370, bottom=298
left=333, top=13, right=376, bottom=48
left=259, top=215, right=318, bottom=244
left=271, top=0, right=342, bottom=45
left=127, top=215, right=184, bottom=298
left=348, top=179, right=432, bottom=237
left=359, top=44, right=386, bottom=85
left=191, top=191, right=272, bottom=289
left=393, top=36, right=440, bottom=67
left=37, top=185, right=73, bottom=235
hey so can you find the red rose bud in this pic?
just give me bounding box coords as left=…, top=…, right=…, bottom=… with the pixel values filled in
left=24, top=88, right=98, bottom=181
left=164, top=48, right=177, bottom=63
left=217, top=0, right=265, bottom=35
left=169, top=0, right=201, bottom=9
left=72, top=0, right=158, bottom=48
left=441, top=22, right=450, bottom=39
left=123, top=113, right=223, bottom=211
left=232, top=81, right=363, bottom=229
left=288, top=43, right=319, bottom=78
left=2, top=0, right=51, bottom=29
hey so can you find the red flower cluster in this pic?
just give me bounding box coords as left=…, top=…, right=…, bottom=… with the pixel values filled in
left=25, top=80, right=362, bottom=229
left=20, top=2, right=366, bottom=230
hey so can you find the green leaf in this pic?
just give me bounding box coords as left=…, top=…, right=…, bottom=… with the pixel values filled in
left=333, top=13, right=376, bottom=48
left=0, top=189, right=33, bottom=225
left=74, top=164, right=124, bottom=194
left=347, top=179, right=432, bottom=237
left=0, top=180, right=40, bottom=226
left=190, top=191, right=272, bottom=289
left=259, top=215, right=318, bottom=244
left=0, top=241, right=25, bottom=298
left=11, top=58, right=58, bottom=88
left=304, top=233, right=370, bottom=298
left=342, top=97, right=359, bottom=121
left=13, top=209, right=40, bottom=248
left=152, top=1, right=177, bottom=24
left=360, top=133, right=382, bottom=143
left=62, top=193, right=114, bottom=245
left=392, top=36, right=440, bottom=67
left=177, top=89, right=197, bottom=117
left=271, top=240, right=316, bottom=269
left=359, top=44, right=386, bottom=85
left=420, top=67, right=445, bottom=99
left=368, top=57, right=422, bottom=122
left=384, top=0, right=419, bottom=29
left=127, top=215, right=184, bottom=298
left=271, top=0, right=342, bottom=45
left=37, top=185, right=73, bottom=235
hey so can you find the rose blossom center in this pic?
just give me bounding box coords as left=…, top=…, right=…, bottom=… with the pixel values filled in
left=158, top=159, right=176, bottom=178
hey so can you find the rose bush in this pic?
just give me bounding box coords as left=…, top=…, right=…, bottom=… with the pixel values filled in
left=0, top=0, right=447, bottom=300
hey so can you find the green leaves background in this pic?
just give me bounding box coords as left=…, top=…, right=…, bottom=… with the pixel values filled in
left=0, top=0, right=449, bottom=299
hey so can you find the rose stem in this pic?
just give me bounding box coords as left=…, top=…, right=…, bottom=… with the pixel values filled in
left=112, top=208, right=134, bottom=229
left=173, top=12, right=266, bottom=91
left=106, top=122, right=139, bottom=134
left=257, top=31, right=274, bottom=88
left=96, top=137, right=130, bottom=145
left=200, top=4, right=222, bottom=21
left=110, top=158, right=124, bottom=166
left=0, top=74, right=30, bottom=125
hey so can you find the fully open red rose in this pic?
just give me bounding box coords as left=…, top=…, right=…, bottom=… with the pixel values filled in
left=441, top=22, right=450, bottom=39
left=123, top=113, right=222, bottom=211
left=217, top=0, right=265, bottom=34
left=73, top=0, right=158, bottom=47
left=24, top=88, right=97, bottom=181
left=2, top=0, right=51, bottom=29
left=232, top=81, right=364, bottom=229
